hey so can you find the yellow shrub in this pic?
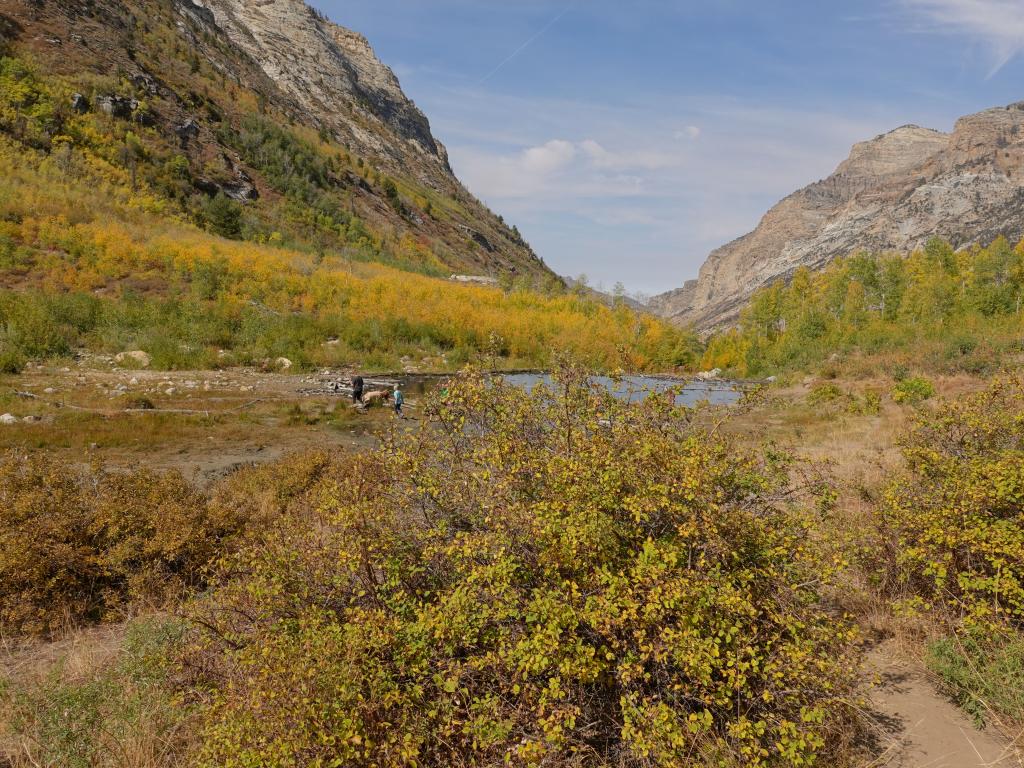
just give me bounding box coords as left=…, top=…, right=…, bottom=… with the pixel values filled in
left=877, top=376, right=1024, bottom=628
left=186, top=367, right=858, bottom=767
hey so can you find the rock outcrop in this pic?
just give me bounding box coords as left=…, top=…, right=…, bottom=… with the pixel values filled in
left=189, top=0, right=450, bottom=173
left=654, top=104, right=1024, bottom=329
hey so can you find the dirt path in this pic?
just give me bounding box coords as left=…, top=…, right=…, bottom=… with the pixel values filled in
left=865, top=641, right=1021, bottom=767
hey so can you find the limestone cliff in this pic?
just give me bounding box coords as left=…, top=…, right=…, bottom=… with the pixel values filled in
left=190, top=0, right=450, bottom=174
left=654, top=104, right=1024, bottom=329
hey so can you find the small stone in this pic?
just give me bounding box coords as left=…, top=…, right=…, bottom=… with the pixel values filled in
left=115, top=350, right=151, bottom=368
left=43, top=387, right=56, bottom=395
left=165, top=387, right=176, bottom=396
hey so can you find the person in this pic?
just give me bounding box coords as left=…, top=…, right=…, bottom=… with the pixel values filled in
left=393, top=384, right=404, bottom=418
left=351, top=374, right=364, bottom=405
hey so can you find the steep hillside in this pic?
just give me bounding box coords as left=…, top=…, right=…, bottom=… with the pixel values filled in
left=0, top=0, right=548, bottom=279
left=0, top=1, right=697, bottom=373
left=655, top=103, right=1024, bottom=329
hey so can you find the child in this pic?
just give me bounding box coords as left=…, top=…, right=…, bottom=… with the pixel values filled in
left=393, top=384, right=405, bottom=418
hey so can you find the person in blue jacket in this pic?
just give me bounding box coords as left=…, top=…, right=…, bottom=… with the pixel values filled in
left=393, top=384, right=405, bottom=418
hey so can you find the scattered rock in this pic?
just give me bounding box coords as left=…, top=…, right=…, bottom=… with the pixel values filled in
left=131, top=72, right=159, bottom=96
left=0, top=413, right=18, bottom=425
left=70, top=92, right=90, bottom=113
left=450, top=274, right=499, bottom=286
left=115, top=350, right=151, bottom=368
left=97, top=94, right=138, bottom=120
left=176, top=117, right=200, bottom=146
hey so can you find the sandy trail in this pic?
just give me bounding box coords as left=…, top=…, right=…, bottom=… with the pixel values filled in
left=865, top=641, right=1021, bottom=767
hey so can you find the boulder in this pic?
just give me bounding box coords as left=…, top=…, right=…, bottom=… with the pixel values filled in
left=70, top=93, right=90, bottom=113
left=176, top=118, right=200, bottom=146
left=0, top=413, right=18, bottom=425
left=695, top=368, right=722, bottom=381
left=115, top=350, right=151, bottom=368
left=275, top=357, right=293, bottom=371
left=97, top=94, right=138, bottom=119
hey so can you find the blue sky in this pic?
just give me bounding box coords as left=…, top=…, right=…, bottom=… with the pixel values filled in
left=320, top=0, right=1024, bottom=295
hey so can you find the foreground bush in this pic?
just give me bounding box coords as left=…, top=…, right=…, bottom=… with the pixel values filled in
left=877, top=375, right=1024, bottom=628
left=185, top=368, right=857, bottom=767
left=0, top=451, right=331, bottom=636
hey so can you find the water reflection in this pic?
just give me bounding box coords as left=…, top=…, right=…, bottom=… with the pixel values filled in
left=389, top=372, right=744, bottom=407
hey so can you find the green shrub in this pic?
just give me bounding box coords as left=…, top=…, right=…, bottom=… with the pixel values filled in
left=186, top=367, right=858, bottom=767
left=0, top=340, right=25, bottom=373
left=808, top=381, right=844, bottom=405
left=196, top=192, right=243, bottom=240
left=877, top=376, right=1024, bottom=628
left=891, top=376, right=934, bottom=404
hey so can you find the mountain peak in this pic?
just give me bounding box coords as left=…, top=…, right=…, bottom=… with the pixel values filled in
left=190, top=0, right=450, bottom=172
left=653, top=101, right=1024, bottom=329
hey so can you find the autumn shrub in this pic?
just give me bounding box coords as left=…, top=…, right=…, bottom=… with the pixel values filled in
left=876, top=376, right=1024, bottom=628
left=891, top=376, right=934, bottom=405
left=0, top=453, right=235, bottom=636
left=184, top=367, right=858, bottom=767
left=807, top=381, right=844, bottom=405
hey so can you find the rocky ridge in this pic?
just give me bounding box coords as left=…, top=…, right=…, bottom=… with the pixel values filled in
left=654, top=103, right=1024, bottom=329
left=189, top=0, right=450, bottom=176
left=1, top=0, right=547, bottom=278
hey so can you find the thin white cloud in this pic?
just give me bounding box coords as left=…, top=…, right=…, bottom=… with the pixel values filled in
left=521, top=139, right=577, bottom=174
left=673, top=125, right=701, bottom=140
left=428, top=88, right=934, bottom=293
left=903, top=0, right=1024, bottom=75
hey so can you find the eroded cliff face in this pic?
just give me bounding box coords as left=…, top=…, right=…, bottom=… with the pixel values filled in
left=655, top=104, right=1024, bottom=329
left=191, top=0, right=450, bottom=176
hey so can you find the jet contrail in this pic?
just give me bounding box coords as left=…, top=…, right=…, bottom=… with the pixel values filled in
left=480, top=1, right=577, bottom=84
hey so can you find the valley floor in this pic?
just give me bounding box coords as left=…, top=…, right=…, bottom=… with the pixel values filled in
left=1, top=365, right=1022, bottom=766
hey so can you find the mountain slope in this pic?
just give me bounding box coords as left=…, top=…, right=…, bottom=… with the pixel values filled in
left=655, top=103, right=1024, bottom=329
left=0, top=0, right=547, bottom=279
left=0, top=0, right=698, bottom=373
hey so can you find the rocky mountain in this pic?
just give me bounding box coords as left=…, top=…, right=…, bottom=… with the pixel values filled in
left=654, top=103, right=1024, bottom=329
left=184, top=0, right=449, bottom=174
left=0, top=0, right=548, bottom=278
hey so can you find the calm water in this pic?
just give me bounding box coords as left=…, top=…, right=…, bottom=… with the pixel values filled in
left=384, top=373, right=744, bottom=407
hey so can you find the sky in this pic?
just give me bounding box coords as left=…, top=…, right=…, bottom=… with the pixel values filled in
left=318, top=0, right=1024, bottom=296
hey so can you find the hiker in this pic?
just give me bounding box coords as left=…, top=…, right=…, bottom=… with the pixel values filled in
left=351, top=374, right=364, bottom=405
left=393, top=384, right=405, bottom=418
